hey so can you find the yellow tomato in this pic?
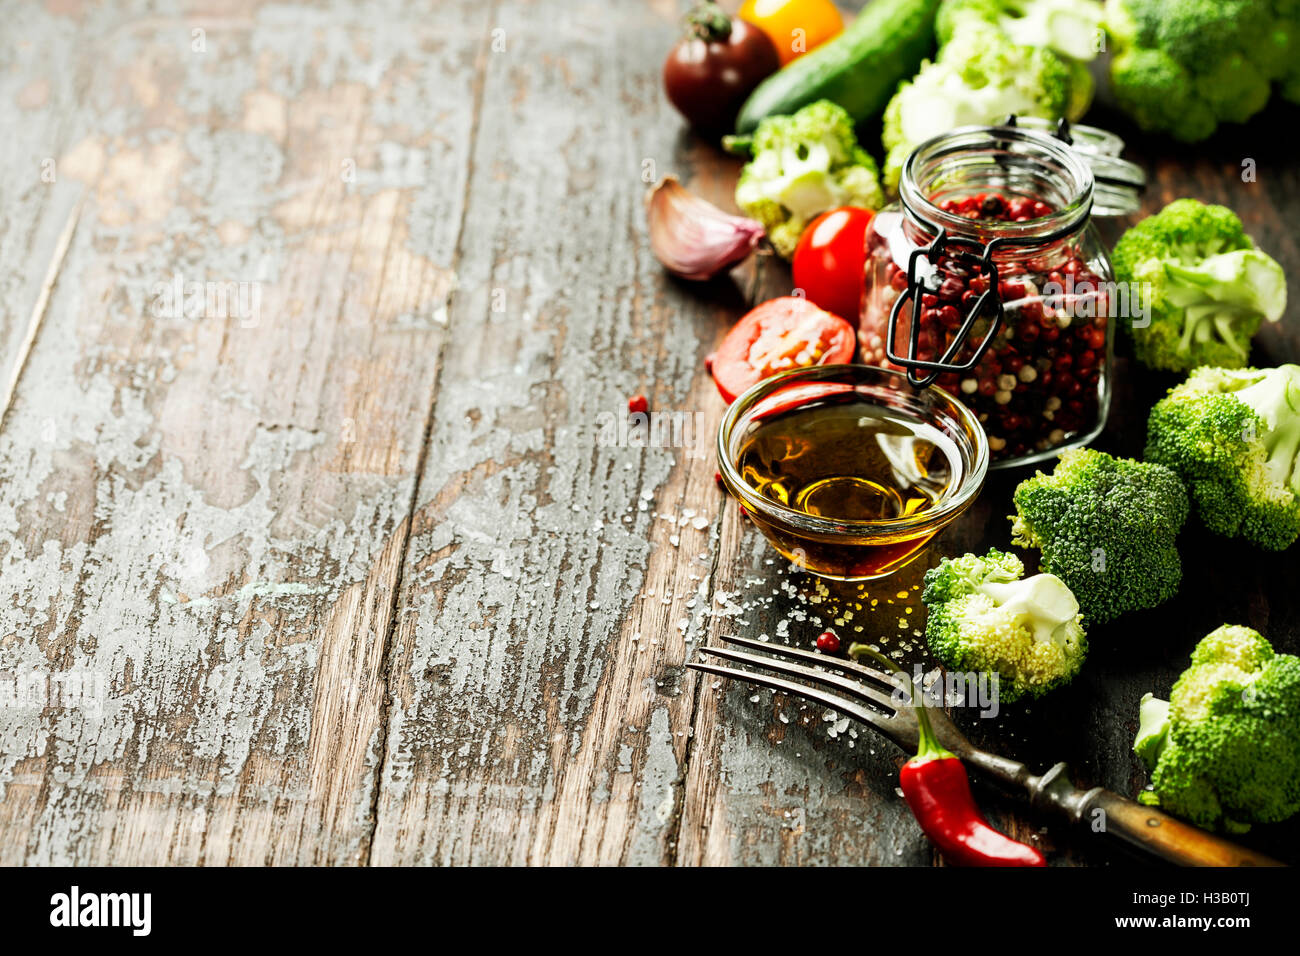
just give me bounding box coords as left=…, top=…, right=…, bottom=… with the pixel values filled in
left=738, top=0, right=844, bottom=66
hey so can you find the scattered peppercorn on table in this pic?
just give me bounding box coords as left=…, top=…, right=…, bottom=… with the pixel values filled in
left=0, top=0, right=1296, bottom=866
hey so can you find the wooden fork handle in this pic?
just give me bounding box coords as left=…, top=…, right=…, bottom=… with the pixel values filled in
left=1032, top=763, right=1284, bottom=867
left=1085, top=790, right=1282, bottom=867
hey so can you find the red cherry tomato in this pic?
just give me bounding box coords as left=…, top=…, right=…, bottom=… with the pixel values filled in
left=711, top=296, right=856, bottom=403
left=792, top=207, right=875, bottom=326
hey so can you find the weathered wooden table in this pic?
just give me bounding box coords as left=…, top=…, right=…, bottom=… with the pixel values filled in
left=0, top=0, right=1296, bottom=866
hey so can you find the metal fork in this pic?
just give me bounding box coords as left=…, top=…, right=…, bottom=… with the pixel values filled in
left=689, top=635, right=1282, bottom=867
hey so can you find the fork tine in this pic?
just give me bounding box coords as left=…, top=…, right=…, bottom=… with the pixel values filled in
left=687, top=662, right=903, bottom=742
left=701, top=645, right=901, bottom=713
left=718, top=634, right=902, bottom=691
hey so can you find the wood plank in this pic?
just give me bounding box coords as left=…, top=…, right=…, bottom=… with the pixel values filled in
left=367, top=0, right=740, bottom=865
left=0, top=3, right=486, bottom=865
left=1, top=0, right=1297, bottom=868
left=0, top=6, right=96, bottom=422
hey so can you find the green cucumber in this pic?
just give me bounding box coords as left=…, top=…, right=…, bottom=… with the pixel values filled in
left=735, top=0, right=941, bottom=135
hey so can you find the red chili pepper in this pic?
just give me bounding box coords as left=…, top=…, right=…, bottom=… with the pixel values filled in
left=900, top=696, right=1046, bottom=867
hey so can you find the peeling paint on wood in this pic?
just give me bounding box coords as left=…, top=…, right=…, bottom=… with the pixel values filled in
left=2, top=0, right=1297, bottom=867
left=0, top=0, right=481, bottom=866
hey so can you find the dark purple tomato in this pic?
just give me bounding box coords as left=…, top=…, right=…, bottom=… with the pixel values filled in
left=663, top=3, right=779, bottom=136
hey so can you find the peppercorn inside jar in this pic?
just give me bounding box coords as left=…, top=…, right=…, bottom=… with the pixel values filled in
left=858, top=125, right=1132, bottom=468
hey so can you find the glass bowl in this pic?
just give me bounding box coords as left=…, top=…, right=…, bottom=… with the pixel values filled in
left=716, top=364, right=989, bottom=581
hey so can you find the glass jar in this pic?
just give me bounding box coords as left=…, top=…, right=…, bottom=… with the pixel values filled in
left=858, top=122, right=1141, bottom=468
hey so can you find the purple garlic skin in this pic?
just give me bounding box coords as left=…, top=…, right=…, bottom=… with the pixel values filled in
left=646, top=176, right=764, bottom=281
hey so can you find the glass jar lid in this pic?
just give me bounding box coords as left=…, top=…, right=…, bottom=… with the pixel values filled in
left=999, top=115, right=1146, bottom=216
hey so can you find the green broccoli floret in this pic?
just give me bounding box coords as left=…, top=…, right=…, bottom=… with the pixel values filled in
left=882, top=21, right=1075, bottom=191
left=1276, top=0, right=1300, bottom=103
left=1146, top=365, right=1300, bottom=550
left=921, top=548, right=1087, bottom=703
left=1134, top=624, right=1300, bottom=832
left=733, top=100, right=883, bottom=259
left=1010, top=448, right=1189, bottom=624
left=1112, top=199, right=1287, bottom=373
left=938, top=0, right=1106, bottom=63
left=1104, top=0, right=1294, bottom=141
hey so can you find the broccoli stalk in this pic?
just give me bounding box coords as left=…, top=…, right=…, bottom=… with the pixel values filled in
left=1146, top=365, right=1300, bottom=550
left=938, top=0, right=1105, bottom=61
left=732, top=100, right=884, bottom=259
left=1112, top=199, right=1287, bottom=372
left=1235, top=366, right=1300, bottom=492
left=1133, top=625, right=1300, bottom=832
left=1164, top=251, right=1288, bottom=363
left=1133, top=692, right=1171, bottom=769
left=1010, top=448, right=1189, bottom=624
left=999, top=0, right=1106, bottom=60
left=921, top=549, right=1087, bottom=703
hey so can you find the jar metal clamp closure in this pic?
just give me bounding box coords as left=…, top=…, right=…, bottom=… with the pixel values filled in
left=885, top=115, right=1144, bottom=389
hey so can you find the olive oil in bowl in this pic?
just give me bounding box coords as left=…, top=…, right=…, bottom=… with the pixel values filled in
left=718, top=367, right=987, bottom=581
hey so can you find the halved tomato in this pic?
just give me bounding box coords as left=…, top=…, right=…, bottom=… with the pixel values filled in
left=711, top=296, right=856, bottom=403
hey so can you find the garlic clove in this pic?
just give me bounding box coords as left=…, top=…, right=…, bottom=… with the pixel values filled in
left=646, top=176, right=764, bottom=281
